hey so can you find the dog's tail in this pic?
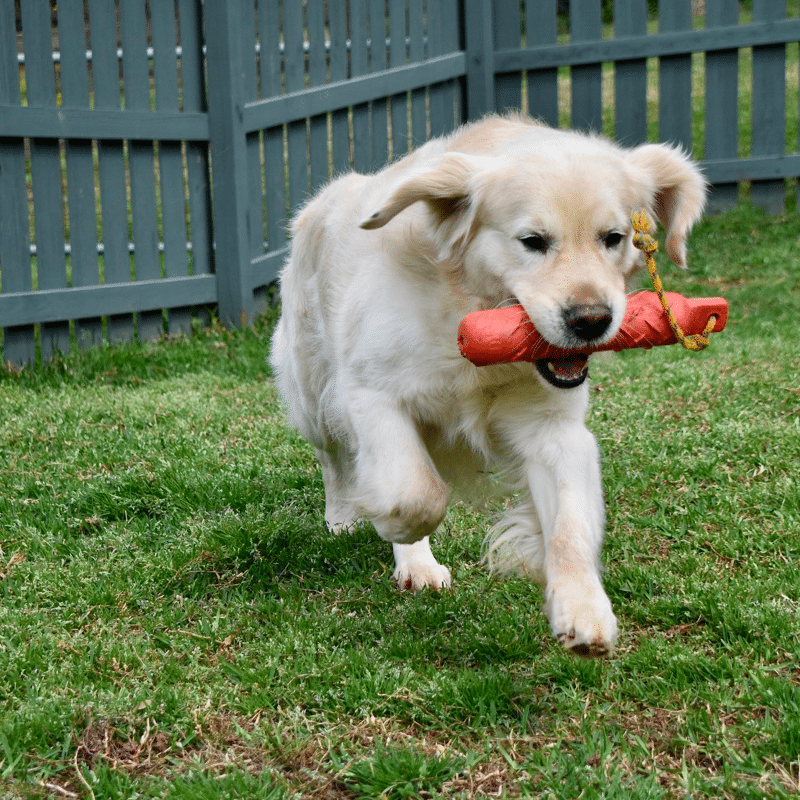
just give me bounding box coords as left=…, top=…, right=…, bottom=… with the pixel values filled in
left=482, top=499, right=546, bottom=585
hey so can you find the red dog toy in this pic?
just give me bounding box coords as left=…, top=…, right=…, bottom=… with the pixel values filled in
left=458, top=291, right=729, bottom=367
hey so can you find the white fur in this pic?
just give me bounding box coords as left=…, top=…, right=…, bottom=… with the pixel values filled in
left=270, top=114, right=706, bottom=657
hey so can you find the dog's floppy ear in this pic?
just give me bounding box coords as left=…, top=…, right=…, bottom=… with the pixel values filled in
left=627, top=144, right=707, bottom=267
left=360, top=153, right=487, bottom=258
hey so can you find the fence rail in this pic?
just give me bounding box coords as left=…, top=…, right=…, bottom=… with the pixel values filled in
left=1, top=0, right=798, bottom=366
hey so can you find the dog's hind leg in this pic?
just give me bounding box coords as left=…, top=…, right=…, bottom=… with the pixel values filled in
left=393, top=537, right=452, bottom=590
left=318, top=443, right=360, bottom=533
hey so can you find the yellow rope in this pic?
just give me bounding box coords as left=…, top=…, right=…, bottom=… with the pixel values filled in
left=631, top=209, right=716, bottom=352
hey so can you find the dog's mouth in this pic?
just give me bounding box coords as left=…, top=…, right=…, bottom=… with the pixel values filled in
left=535, top=354, right=589, bottom=389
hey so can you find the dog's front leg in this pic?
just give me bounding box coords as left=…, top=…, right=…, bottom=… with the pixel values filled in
left=347, top=389, right=451, bottom=590
left=527, top=422, right=618, bottom=657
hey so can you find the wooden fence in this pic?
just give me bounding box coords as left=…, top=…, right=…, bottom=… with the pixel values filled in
left=1, top=0, right=798, bottom=366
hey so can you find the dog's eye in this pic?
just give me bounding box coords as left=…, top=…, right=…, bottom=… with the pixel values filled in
left=603, top=231, right=624, bottom=249
left=519, top=234, right=550, bottom=254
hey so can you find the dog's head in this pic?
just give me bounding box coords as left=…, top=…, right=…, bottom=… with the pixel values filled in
left=361, top=131, right=706, bottom=389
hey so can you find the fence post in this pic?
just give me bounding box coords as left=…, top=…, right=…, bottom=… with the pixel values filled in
left=463, top=0, right=495, bottom=119
left=203, top=0, right=254, bottom=328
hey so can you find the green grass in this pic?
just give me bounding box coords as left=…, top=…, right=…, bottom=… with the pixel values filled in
left=2, top=202, right=800, bottom=798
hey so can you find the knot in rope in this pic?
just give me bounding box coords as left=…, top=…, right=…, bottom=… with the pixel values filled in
left=631, top=209, right=716, bottom=352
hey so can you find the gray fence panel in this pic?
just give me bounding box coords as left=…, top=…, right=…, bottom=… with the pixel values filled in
left=705, top=0, right=740, bottom=211
left=751, top=0, right=787, bottom=213
left=614, top=0, right=648, bottom=146
left=0, top=0, right=35, bottom=365
left=659, top=0, right=693, bottom=150
left=3, top=0, right=800, bottom=367
left=22, top=1, right=70, bottom=362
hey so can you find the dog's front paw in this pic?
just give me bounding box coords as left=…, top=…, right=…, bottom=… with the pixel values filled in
left=546, top=578, right=618, bottom=658
left=392, top=538, right=451, bottom=591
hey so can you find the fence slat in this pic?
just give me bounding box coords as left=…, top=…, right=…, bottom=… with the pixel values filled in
left=0, top=0, right=35, bottom=365
left=614, top=0, right=648, bottom=145
left=178, top=0, right=213, bottom=292
left=307, top=0, right=329, bottom=190
left=659, top=0, right=693, bottom=150
left=369, top=0, right=389, bottom=167
left=88, top=0, right=134, bottom=345
left=283, top=0, right=309, bottom=211
left=328, top=2, right=351, bottom=173
left=704, top=0, right=740, bottom=211
left=120, top=0, right=162, bottom=341
left=351, top=0, right=371, bottom=172
left=152, top=0, right=194, bottom=334
left=526, top=1, right=558, bottom=126
left=388, top=0, right=409, bottom=159
left=494, top=0, right=521, bottom=113
left=22, top=0, right=71, bottom=361
left=428, top=0, right=460, bottom=138
left=408, top=0, right=428, bottom=146
left=59, top=0, right=102, bottom=349
left=258, top=1, right=287, bottom=258
left=751, top=0, right=786, bottom=213
left=570, top=0, right=603, bottom=132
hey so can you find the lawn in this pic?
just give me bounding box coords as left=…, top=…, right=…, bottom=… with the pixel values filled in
left=1, top=201, right=799, bottom=798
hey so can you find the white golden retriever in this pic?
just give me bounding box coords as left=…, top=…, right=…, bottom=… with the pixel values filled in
left=270, top=114, right=705, bottom=657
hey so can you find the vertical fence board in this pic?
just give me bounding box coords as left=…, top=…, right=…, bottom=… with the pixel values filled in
left=389, top=0, right=409, bottom=159
left=258, top=0, right=287, bottom=254
left=751, top=0, right=786, bottom=213
left=178, top=0, right=213, bottom=290
left=120, top=0, right=162, bottom=341
left=494, top=0, right=522, bottom=113
left=328, top=2, right=351, bottom=173
left=241, top=0, right=265, bottom=296
left=88, top=0, right=134, bottom=345
left=151, top=0, right=192, bottom=334
left=526, top=2, right=559, bottom=126
left=614, top=0, right=648, bottom=146
left=408, top=0, right=427, bottom=146
left=22, top=1, right=71, bottom=361
left=351, top=0, right=371, bottom=172
left=428, top=0, right=460, bottom=137
left=659, top=0, right=693, bottom=150
left=283, top=1, right=309, bottom=211
left=570, top=0, right=603, bottom=132
left=307, top=0, right=329, bottom=189
left=0, top=0, right=35, bottom=365
left=704, top=0, right=740, bottom=211
left=59, top=0, right=102, bottom=349
left=369, top=0, right=389, bottom=167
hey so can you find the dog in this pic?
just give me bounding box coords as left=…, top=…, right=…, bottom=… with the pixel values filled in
left=270, top=114, right=706, bottom=657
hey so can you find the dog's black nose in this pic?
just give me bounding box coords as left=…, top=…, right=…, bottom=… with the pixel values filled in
left=563, top=304, right=613, bottom=341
